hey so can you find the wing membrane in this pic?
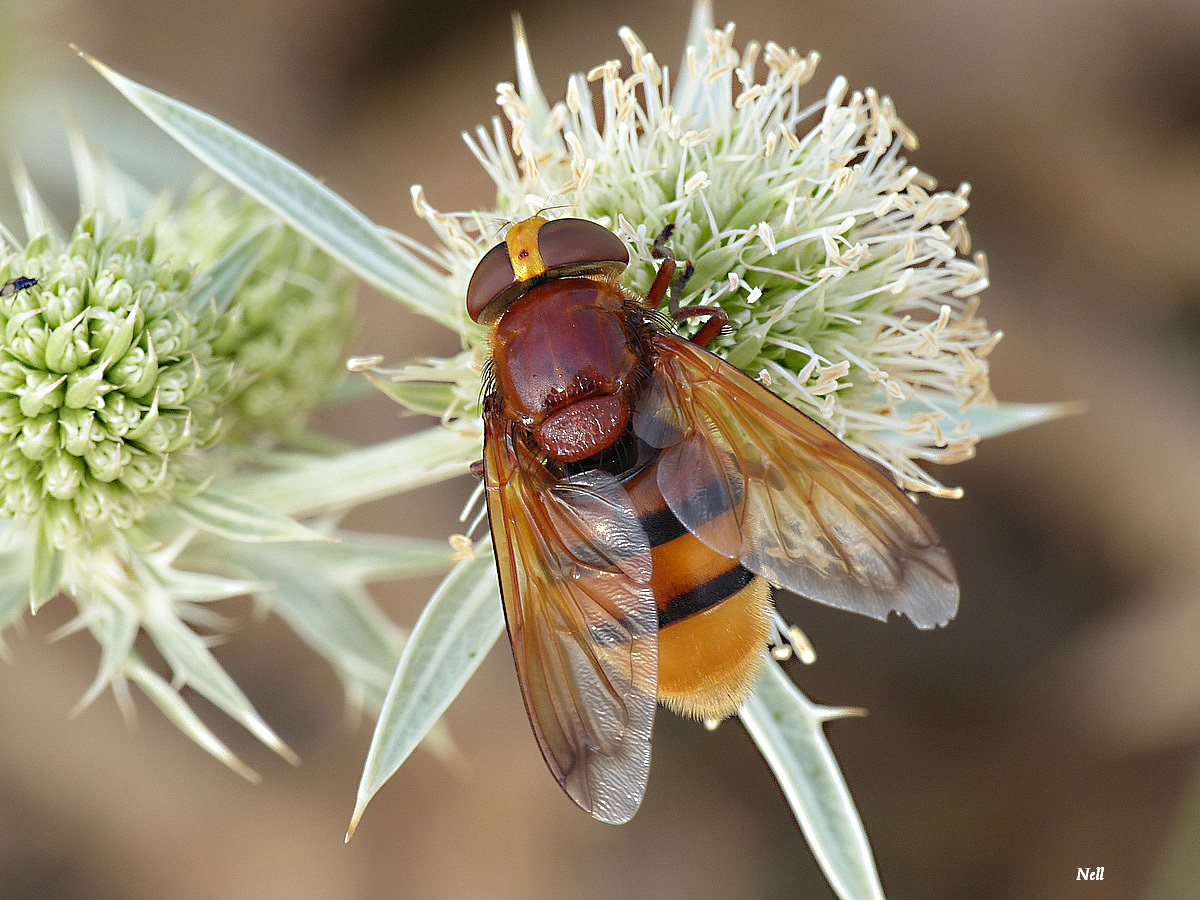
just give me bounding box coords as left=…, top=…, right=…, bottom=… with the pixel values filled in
left=484, top=414, right=658, bottom=823
left=633, top=333, right=958, bottom=629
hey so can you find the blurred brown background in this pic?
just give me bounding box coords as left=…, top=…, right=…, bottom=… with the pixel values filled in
left=1, top=0, right=1198, bottom=897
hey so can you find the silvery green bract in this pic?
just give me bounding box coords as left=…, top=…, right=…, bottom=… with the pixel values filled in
left=0, top=148, right=454, bottom=780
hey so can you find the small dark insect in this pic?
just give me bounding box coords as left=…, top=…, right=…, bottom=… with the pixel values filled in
left=469, top=215, right=959, bottom=823
left=0, top=276, right=38, bottom=296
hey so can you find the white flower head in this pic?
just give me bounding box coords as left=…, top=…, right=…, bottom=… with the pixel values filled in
left=386, top=5, right=1014, bottom=498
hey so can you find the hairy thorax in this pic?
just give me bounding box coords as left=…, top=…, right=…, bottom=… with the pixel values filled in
left=490, top=277, right=640, bottom=462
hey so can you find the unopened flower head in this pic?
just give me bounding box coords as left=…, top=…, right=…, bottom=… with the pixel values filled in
left=0, top=214, right=232, bottom=548
left=159, top=184, right=355, bottom=437
left=0, top=157, right=383, bottom=777
left=386, top=14, right=1003, bottom=497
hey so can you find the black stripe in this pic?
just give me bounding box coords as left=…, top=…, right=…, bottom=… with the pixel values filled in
left=635, top=474, right=739, bottom=548
left=638, top=504, right=688, bottom=546
left=658, top=565, right=755, bottom=629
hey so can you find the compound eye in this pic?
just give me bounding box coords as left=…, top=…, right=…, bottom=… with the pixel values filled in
left=466, top=242, right=516, bottom=322
left=537, top=218, right=629, bottom=273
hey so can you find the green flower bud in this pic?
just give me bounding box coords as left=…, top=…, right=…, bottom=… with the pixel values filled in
left=83, top=438, right=129, bottom=483
left=43, top=451, right=85, bottom=499
left=73, top=481, right=105, bottom=522
left=45, top=497, right=81, bottom=547
left=0, top=447, right=25, bottom=480
left=98, top=303, right=141, bottom=362
left=44, top=310, right=91, bottom=373
left=58, top=407, right=98, bottom=454
left=95, top=392, right=139, bottom=437
left=0, top=216, right=233, bottom=547
left=17, top=413, right=57, bottom=460
left=0, top=397, right=23, bottom=432
left=158, top=184, right=355, bottom=437
left=64, top=361, right=113, bottom=409
left=119, top=449, right=169, bottom=493
left=109, top=344, right=159, bottom=398
left=6, top=473, right=39, bottom=517
left=45, top=286, right=85, bottom=324
left=18, top=371, right=66, bottom=418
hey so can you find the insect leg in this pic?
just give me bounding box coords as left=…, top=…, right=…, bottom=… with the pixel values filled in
left=643, top=249, right=676, bottom=310
left=673, top=305, right=729, bottom=349
left=648, top=226, right=695, bottom=316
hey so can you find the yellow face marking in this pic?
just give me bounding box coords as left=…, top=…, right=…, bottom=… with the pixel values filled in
left=505, top=216, right=548, bottom=281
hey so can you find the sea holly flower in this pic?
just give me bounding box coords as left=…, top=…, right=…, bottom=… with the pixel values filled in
left=155, top=183, right=356, bottom=439
left=0, top=151, right=454, bottom=780
left=0, top=213, right=232, bottom=551
left=401, top=17, right=1021, bottom=499
left=81, top=2, right=1066, bottom=898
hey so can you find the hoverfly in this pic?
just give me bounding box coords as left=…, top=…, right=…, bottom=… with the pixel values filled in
left=469, top=216, right=958, bottom=824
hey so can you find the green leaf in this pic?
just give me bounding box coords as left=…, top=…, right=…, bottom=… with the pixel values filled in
left=0, top=575, right=29, bottom=661
left=672, top=0, right=717, bottom=119
left=236, top=549, right=405, bottom=703
left=78, top=49, right=457, bottom=328
left=348, top=548, right=503, bottom=839
left=141, top=563, right=265, bottom=603
left=140, top=590, right=298, bottom=764
left=175, top=488, right=331, bottom=543
left=29, top=523, right=63, bottom=611
left=245, top=530, right=454, bottom=585
left=188, top=221, right=276, bottom=315
left=221, top=539, right=461, bottom=762
left=126, top=653, right=259, bottom=782
left=362, top=375, right=458, bottom=419
left=959, top=400, right=1082, bottom=438
left=74, top=604, right=140, bottom=714
left=510, top=14, right=553, bottom=149
left=230, top=426, right=479, bottom=518
left=348, top=350, right=482, bottom=418
left=739, top=658, right=885, bottom=900
left=0, top=578, right=26, bottom=626
left=10, top=154, right=60, bottom=242
left=889, top=398, right=1081, bottom=441
left=64, top=117, right=155, bottom=227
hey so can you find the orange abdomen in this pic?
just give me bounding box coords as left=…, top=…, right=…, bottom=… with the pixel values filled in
left=623, top=456, right=772, bottom=721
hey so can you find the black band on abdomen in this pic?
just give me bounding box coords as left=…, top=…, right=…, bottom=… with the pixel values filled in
left=657, top=564, right=755, bottom=629
left=638, top=504, right=688, bottom=546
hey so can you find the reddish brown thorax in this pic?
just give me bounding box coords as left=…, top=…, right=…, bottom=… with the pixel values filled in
left=469, top=216, right=639, bottom=464
left=490, top=277, right=639, bottom=462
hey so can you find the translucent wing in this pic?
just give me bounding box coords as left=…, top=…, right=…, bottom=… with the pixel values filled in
left=633, top=333, right=958, bottom=629
left=484, top=412, right=658, bottom=823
